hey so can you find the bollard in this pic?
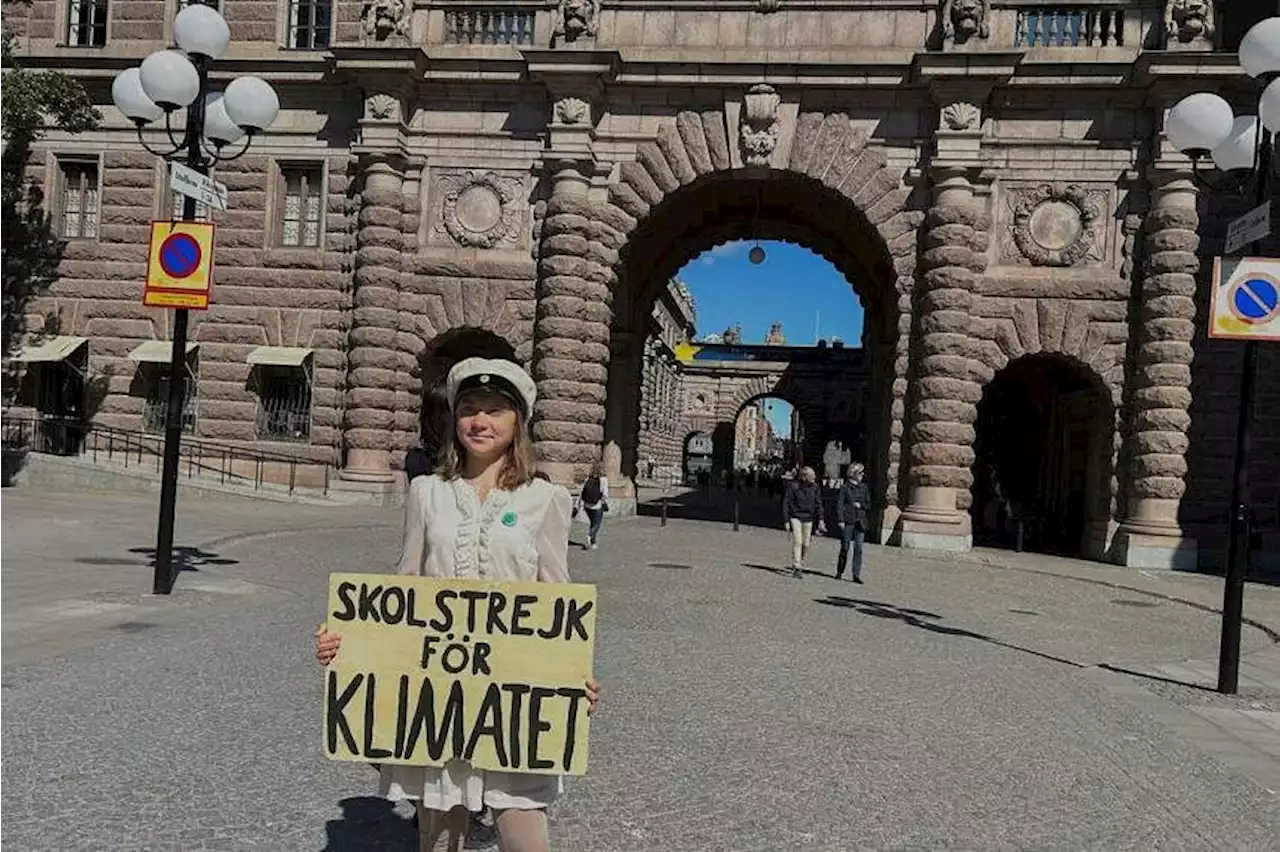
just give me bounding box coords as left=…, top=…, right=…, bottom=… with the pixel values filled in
left=1015, top=519, right=1024, bottom=553
left=733, top=495, right=740, bottom=531
left=661, top=494, right=668, bottom=527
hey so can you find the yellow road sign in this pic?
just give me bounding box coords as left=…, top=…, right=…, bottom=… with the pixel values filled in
left=1210, top=257, right=1280, bottom=342
left=144, top=220, right=215, bottom=310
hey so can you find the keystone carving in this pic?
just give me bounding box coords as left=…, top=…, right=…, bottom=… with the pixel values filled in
left=362, top=0, right=408, bottom=40
left=756, top=0, right=782, bottom=12
left=1165, top=0, right=1215, bottom=45
left=941, top=0, right=989, bottom=44
left=435, top=170, right=523, bottom=249
left=554, top=97, right=591, bottom=126
left=740, top=84, right=781, bottom=167
left=1009, top=183, right=1104, bottom=268
left=365, top=93, right=400, bottom=121
left=554, top=0, right=600, bottom=43
left=941, top=102, right=980, bottom=131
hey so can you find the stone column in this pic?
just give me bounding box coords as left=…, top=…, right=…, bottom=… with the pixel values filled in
left=341, top=154, right=404, bottom=483
left=899, top=168, right=986, bottom=550
left=531, top=160, right=614, bottom=486
left=1114, top=172, right=1199, bottom=569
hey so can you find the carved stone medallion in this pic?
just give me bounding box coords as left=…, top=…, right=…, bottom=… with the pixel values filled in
left=740, top=84, right=781, bottom=167
left=362, top=0, right=409, bottom=41
left=1165, top=0, right=1215, bottom=46
left=434, top=171, right=523, bottom=249
left=554, top=0, right=600, bottom=43
left=1008, top=183, right=1104, bottom=268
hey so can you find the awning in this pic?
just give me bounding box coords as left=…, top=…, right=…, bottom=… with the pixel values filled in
left=12, top=336, right=88, bottom=363
left=246, top=346, right=313, bottom=367
left=128, top=340, right=199, bottom=363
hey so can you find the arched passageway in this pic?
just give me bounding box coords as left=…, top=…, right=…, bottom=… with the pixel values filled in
left=971, top=355, right=1114, bottom=558
left=417, top=327, right=517, bottom=390
left=601, top=168, right=908, bottom=529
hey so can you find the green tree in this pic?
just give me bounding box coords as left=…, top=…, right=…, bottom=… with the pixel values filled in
left=1, top=30, right=100, bottom=358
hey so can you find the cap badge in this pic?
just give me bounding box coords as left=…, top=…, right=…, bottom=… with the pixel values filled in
left=480, top=374, right=490, bottom=384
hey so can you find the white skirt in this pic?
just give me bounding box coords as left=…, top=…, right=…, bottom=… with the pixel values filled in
left=380, top=761, right=562, bottom=812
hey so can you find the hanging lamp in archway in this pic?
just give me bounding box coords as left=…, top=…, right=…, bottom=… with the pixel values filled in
left=749, top=186, right=765, bottom=264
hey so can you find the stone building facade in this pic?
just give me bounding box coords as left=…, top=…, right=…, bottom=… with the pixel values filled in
left=4, top=0, right=1278, bottom=569
left=635, top=279, right=695, bottom=481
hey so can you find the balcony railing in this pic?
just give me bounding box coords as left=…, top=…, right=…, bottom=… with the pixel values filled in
left=444, top=7, right=535, bottom=44
left=1015, top=7, right=1124, bottom=47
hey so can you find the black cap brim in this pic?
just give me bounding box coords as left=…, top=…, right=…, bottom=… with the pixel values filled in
left=454, top=374, right=528, bottom=417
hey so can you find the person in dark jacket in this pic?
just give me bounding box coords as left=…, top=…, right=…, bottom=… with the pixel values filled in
left=835, top=462, right=871, bottom=582
left=404, top=382, right=452, bottom=482
left=782, top=466, right=824, bottom=579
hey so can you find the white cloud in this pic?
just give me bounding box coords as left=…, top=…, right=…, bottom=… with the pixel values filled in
left=697, top=241, right=750, bottom=266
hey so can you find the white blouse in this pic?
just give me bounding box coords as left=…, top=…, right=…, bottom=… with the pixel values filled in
left=380, top=474, right=575, bottom=813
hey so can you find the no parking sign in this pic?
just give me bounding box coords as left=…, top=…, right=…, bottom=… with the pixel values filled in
left=1210, top=257, right=1280, bottom=342
left=144, top=220, right=215, bottom=310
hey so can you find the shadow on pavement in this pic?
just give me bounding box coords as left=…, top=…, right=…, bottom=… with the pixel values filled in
left=1097, top=663, right=1220, bottom=694
left=322, top=796, right=416, bottom=851
left=815, top=594, right=1083, bottom=668
left=127, top=545, right=240, bottom=572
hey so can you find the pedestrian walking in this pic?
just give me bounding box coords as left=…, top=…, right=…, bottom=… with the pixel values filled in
left=575, top=461, right=609, bottom=550
left=835, top=462, right=871, bottom=583
left=783, top=466, right=824, bottom=579
left=315, top=357, right=601, bottom=852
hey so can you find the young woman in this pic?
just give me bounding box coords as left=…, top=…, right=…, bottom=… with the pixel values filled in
left=316, top=357, right=600, bottom=852
left=576, top=461, right=609, bottom=550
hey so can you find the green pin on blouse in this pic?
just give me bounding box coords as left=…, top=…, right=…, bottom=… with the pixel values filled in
left=501, top=511, right=518, bottom=527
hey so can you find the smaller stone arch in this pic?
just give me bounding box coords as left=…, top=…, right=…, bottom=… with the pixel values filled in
left=971, top=352, right=1118, bottom=560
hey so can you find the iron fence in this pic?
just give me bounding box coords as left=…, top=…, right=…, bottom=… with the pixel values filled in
left=2, top=414, right=331, bottom=496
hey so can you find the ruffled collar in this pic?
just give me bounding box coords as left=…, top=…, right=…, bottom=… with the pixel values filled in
left=450, top=478, right=514, bottom=579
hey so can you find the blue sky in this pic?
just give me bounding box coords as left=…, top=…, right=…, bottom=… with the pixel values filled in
left=674, top=240, right=865, bottom=436
left=675, top=240, right=865, bottom=346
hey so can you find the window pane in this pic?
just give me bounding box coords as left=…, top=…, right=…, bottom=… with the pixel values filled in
left=302, top=221, right=319, bottom=247
left=60, top=162, right=98, bottom=239
left=282, top=220, right=300, bottom=246
left=279, top=167, right=323, bottom=247
left=256, top=366, right=312, bottom=441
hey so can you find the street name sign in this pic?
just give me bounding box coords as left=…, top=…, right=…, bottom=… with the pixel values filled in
left=169, top=162, right=228, bottom=212
left=1210, top=257, right=1280, bottom=342
left=1224, top=201, right=1271, bottom=255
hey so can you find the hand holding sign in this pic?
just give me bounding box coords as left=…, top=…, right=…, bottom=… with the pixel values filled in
left=320, top=574, right=598, bottom=776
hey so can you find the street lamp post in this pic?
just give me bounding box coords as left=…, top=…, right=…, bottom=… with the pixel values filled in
left=1165, top=16, right=1280, bottom=695
left=110, top=4, right=280, bottom=595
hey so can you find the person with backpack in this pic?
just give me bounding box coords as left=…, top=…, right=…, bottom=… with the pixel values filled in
left=576, top=462, right=609, bottom=550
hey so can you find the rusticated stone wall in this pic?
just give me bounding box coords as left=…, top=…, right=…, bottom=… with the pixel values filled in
left=25, top=148, right=351, bottom=465
left=1115, top=174, right=1200, bottom=565
left=530, top=181, right=620, bottom=482
left=899, top=170, right=988, bottom=542
left=343, top=156, right=403, bottom=479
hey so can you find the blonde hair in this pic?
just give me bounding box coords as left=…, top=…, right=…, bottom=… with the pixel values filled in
left=435, top=391, right=537, bottom=490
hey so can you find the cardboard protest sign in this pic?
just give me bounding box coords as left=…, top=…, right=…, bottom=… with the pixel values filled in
left=322, top=573, right=596, bottom=776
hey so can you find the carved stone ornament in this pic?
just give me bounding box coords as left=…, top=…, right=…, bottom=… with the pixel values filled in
left=941, top=0, right=989, bottom=44
left=740, top=84, right=781, bottom=167
left=941, top=102, right=980, bottom=131
left=554, top=0, right=600, bottom=43
left=1165, top=0, right=1215, bottom=45
left=1010, top=183, right=1104, bottom=268
left=365, top=93, right=400, bottom=121
left=755, top=0, right=782, bottom=13
left=554, top=97, right=591, bottom=126
left=436, top=171, right=523, bottom=249
left=362, top=0, right=408, bottom=40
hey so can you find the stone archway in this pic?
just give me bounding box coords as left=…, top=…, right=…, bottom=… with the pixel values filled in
left=972, top=354, right=1116, bottom=559
left=531, top=111, right=922, bottom=523
left=969, top=300, right=1128, bottom=558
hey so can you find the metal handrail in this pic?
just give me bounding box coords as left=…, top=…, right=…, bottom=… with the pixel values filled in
left=1, top=413, right=332, bottom=496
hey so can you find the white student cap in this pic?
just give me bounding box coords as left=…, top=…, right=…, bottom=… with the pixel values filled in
left=446, top=357, right=537, bottom=418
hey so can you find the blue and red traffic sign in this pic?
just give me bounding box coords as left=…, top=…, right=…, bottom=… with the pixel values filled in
left=158, top=232, right=203, bottom=279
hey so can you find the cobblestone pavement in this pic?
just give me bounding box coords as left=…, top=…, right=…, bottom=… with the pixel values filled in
left=3, top=488, right=1280, bottom=851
